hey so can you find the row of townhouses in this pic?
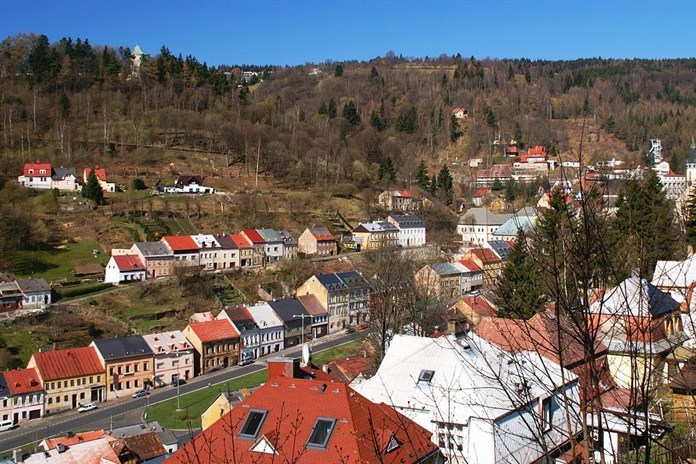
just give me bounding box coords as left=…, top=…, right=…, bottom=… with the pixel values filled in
left=0, top=275, right=52, bottom=312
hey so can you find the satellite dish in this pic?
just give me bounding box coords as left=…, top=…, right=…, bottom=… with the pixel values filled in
left=302, top=343, right=311, bottom=365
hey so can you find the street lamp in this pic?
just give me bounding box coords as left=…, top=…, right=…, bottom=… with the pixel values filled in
left=292, top=314, right=312, bottom=347
left=175, top=351, right=181, bottom=411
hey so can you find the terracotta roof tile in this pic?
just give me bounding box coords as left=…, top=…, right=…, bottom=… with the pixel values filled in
left=3, top=368, right=43, bottom=395
left=229, top=234, right=252, bottom=248
left=113, top=255, right=145, bottom=271
left=162, top=235, right=198, bottom=252
left=23, top=162, right=52, bottom=177
left=31, top=346, right=104, bottom=381
left=186, top=319, right=240, bottom=343
left=241, top=228, right=265, bottom=244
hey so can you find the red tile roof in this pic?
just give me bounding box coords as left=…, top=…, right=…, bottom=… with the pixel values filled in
left=3, top=368, right=43, bottom=395
left=164, top=376, right=437, bottom=464
left=528, top=145, right=547, bottom=156
left=229, top=233, right=252, bottom=248
left=113, top=255, right=144, bottom=271
left=468, top=248, right=501, bottom=263
left=458, top=259, right=481, bottom=273
left=30, top=346, right=104, bottom=381
left=23, top=162, right=52, bottom=177
left=460, top=295, right=497, bottom=318
left=186, top=319, right=239, bottom=343
left=162, top=235, right=198, bottom=252
left=472, top=188, right=490, bottom=198
left=309, top=227, right=335, bottom=242
left=83, top=166, right=107, bottom=181
left=505, top=146, right=518, bottom=154
left=398, top=189, right=411, bottom=198
left=44, top=430, right=107, bottom=449
left=297, top=294, right=328, bottom=316
left=241, top=228, right=265, bottom=244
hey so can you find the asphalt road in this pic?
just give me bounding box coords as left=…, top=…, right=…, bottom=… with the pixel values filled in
left=0, top=331, right=365, bottom=457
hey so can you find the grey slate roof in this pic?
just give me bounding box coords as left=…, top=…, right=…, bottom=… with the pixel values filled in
left=431, top=262, right=461, bottom=276
left=15, top=278, right=50, bottom=293
left=316, top=271, right=372, bottom=292
left=93, top=335, right=153, bottom=360
left=257, top=228, right=283, bottom=243
left=268, top=297, right=308, bottom=329
left=488, top=240, right=513, bottom=260
left=458, top=207, right=513, bottom=226
left=134, top=242, right=173, bottom=258
left=494, top=215, right=536, bottom=237
left=52, top=167, right=76, bottom=181
left=388, top=214, right=425, bottom=228
left=278, top=230, right=296, bottom=246
left=214, top=235, right=237, bottom=250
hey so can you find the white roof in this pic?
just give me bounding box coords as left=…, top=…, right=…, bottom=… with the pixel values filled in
left=190, top=234, right=221, bottom=249
left=590, top=276, right=679, bottom=318
left=355, top=334, right=575, bottom=430
left=652, top=255, right=696, bottom=303
left=247, top=302, right=283, bottom=329
left=142, top=330, right=192, bottom=353
left=458, top=207, right=513, bottom=226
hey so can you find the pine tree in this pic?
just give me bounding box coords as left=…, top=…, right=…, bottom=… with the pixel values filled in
left=378, top=157, right=396, bottom=185
left=437, top=165, right=454, bottom=205
left=82, top=167, right=105, bottom=205
left=514, top=121, right=523, bottom=148
left=415, top=160, right=430, bottom=192
left=370, top=66, right=379, bottom=79
left=334, top=63, right=344, bottom=77
left=327, top=98, right=337, bottom=119
left=449, top=115, right=460, bottom=143
left=495, top=231, right=546, bottom=319
left=429, top=174, right=437, bottom=195
left=396, top=107, right=417, bottom=134
left=342, top=101, right=360, bottom=126
left=369, top=110, right=386, bottom=131
left=318, top=102, right=327, bottom=115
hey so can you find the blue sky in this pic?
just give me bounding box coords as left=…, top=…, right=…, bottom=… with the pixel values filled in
left=2, top=1, right=694, bottom=66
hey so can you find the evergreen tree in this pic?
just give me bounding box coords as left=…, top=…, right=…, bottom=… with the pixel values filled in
left=507, top=64, right=515, bottom=81
left=514, top=121, right=523, bottom=148
left=370, top=66, right=379, bottom=79
left=449, top=115, right=461, bottom=143
left=436, top=165, right=454, bottom=205
left=415, top=160, right=430, bottom=191
left=369, top=110, right=386, bottom=131
left=429, top=175, right=437, bottom=194
left=82, top=167, right=105, bottom=205
left=612, top=170, right=682, bottom=278
left=58, top=93, right=70, bottom=120
left=378, top=157, right=397, bottom=185
left=318, top=102, right=327, bottom=115
left=396, top=107, right=417, bottom=134
left=485, top=105, right=497, bottom=129
left=495, top=231, right=546, bottom=319
left=327, top=98, right=337, bottom=119
left=342, top=101, right=360, bottom=126
left=334, top=63, right=344, bottom=77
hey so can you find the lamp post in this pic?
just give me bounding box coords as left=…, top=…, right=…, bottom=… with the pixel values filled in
left=176, top=351, right=181, bottom=411
left=292, top=314, right=312, bottom=347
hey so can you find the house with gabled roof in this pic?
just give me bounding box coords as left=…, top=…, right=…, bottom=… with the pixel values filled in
left=268, top=297, right=312, bottom=348
left=163, top=176, right=215, bottom=194
left=240, top=229, right=266, bottom=266
left=457, top=259, right=483, bottom=294
left=15, top=278, right=52, bottom=309
left=378, top=189, right=423, bottom=211
left=356, top=334, right=581, bottom=464
left=387, top=214, right=426, bottom=248
left=217, top=306, right=261, bottom=364
left=141, top=331, right=194, bottom=388
left=451, top=107, right=468, bottom=119
left=0, top=368, right=44, bottom=424
left=257, top=228, right=284, bottom=263
left=130, top=241, right=174, bottom=279
left=229, top=233, right=255, bottom=267
left=246, top=302, right=285, bottom=356
left=476, top=164, right=512, bottom=187
left=190, top=234, right=222, bottom=271
left=457, top=207, right=513, bottom=246
left=0, top=279, right=24, bottom=312
left=164, top=357, right=441, bottom=464
left=18, top=162, right=53, bottom=189
left=213, top=234, right=240, bottom=269
left=27, top=346, right=106, bottom=413
left=298, top=226, right=337, bottom=256
left=278, top=230, right=297, bottom=259
left=415, top=262, right=462, bottom=300
left=104, top=254, right=146, bottom=285
left=652, top=254, right=696, bottom=347
left=183, top=319, right=240, bottom=375
left=90, top=336, right=154, bottom=400
left=83, top=166, right=116, bottom=193
left=297, top=294, right=329, bottom=339
left=51, top=167, right=81, bottom=191
left=464, top=248, right=503, bottom=287
left=297, top=271, right=372, bottom=332
left=161, top=235, right=200, bottom=267
left=589, top=276, right=687, bottom=388
left=352, top=221, right=398, bottom=251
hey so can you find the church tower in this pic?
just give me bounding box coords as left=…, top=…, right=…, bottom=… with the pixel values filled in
left=686, top=136, right=696, bottom=188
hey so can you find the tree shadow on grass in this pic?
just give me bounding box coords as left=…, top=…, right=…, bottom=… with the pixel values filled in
left=9, top=255, right=58, bottom=276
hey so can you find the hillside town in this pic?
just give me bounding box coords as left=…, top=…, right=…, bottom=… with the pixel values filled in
left=2, top=9, right=696, bottom=463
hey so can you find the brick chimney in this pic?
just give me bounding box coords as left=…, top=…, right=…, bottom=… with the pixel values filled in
left=267, top=357, right=298, bottom=379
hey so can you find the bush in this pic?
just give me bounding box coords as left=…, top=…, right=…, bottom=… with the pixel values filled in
left=58, top=282, right=112, bottom=299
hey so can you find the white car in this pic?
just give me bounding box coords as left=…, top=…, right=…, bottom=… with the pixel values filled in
left=77, top=402, right=97, bottom=413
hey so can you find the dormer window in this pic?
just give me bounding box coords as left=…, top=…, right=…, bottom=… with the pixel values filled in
left=239, top=409, right=268, bottom=440
left=418, top=370, right=435, bottom=383
left=306, top=417, right=336, bottom=450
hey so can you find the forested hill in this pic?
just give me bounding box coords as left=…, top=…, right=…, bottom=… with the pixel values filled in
left=2, top=33, right=696, bottom=187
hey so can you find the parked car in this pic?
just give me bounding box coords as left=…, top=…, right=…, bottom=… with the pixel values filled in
left=345, top=326, right=356, bottom=334
left=0, top=420, right=15, bottom=432
left=171, top=379, right=186, bottom=387
left=77, top=402, right=97, bottom=413
left=132, top=389, right=149, bottom=398
left=238, top=356, right=254, bottom=366
left=356, top=323, right=368, bottom=330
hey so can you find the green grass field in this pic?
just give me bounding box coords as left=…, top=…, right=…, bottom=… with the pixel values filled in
left=9, top=241, right=108, bottom=282
left=146, top=339, right=364, bottom=429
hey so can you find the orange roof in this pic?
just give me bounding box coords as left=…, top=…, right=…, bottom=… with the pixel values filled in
left=460, top=295, right=497, bottom=318
left=31, top=346, right=104, bottom=381
left=241, top=228, right=265, bottom=244
left=23, top=162, right=51, bottom=177
left=459, top=259, right=481, bottom=272
left=44, top=430, right=107, bottom=449
left=468, top=248, right=501, bottom=263
left=162, top=235, right=198, bottom=252
left=451, top=107, right=467, bottom=114
left=84, top=166, right=107, bottom=181
left=112, top=255, right=144, bottom=271
left=398, top=189, right=411, bottom=198
left=527, top=145, right=547, bottom=156
left=229, top=233, right=252, bottom=248
left=165, top=376, right=437, bottom=464
left=472, top=188, right=490, bottom=198
left=186, top=319, right=239, bottom=343
left=3, top=368, right=43, bottom=395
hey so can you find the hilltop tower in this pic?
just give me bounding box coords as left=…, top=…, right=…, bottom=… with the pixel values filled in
left=687, top=136, right=696, bottom=188
left=131, top=44, right=144, bottom=79
left=649, top=138, right=663, bottom=164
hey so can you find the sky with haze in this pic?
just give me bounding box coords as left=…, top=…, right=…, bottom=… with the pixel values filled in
left=2, top=0, right=694, bottom=66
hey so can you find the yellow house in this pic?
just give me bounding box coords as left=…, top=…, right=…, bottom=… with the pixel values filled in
left=201, top=391, right=245, bottom=431
left=28, top=346, right=106, bottom=414
left=352, top=221, right=398, bottom=251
